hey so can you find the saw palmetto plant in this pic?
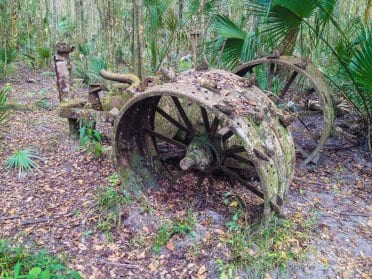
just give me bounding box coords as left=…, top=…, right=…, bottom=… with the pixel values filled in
left=210, top=0, right=371, bottom=126
left=4, top=149, right=43, bottom=178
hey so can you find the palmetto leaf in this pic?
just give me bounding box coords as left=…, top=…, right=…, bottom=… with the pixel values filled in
left=90, top=57, right=107, bottom=76
left=78, top=43, right=90, bottom=57
left=272, top=0, right=319, bottom=18
left=213, top=15, right=247, bottom=39
left=317, top=0, right=337, bottom=24
left=144, top=0, right=171, bottom=29
left=163, top=8, right=178, bottom=33
left=0, top=47, right=17, bottom=65
left=5, top=149, right=43, bottom=178
left=210, top=15, right=249, bottom=69
left=349, top=40, right=372, bottom=94
left=36, top=46, right=51, bottom=59
left=185, top=0, right=201, bottom=18
left=221, top=38, right=244, bottom=69
left=240, top=31, right=257, bottom=62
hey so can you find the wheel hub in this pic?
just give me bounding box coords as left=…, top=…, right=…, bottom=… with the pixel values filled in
left=179, top=134, right=222, bottom=173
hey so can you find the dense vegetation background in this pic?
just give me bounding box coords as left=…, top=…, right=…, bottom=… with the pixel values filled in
left=0, top=0, right=370, bottom=117
left=0, top=1, right=371, bottom=278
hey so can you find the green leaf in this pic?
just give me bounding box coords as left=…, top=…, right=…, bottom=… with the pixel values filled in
left=69, top=270, right=82, bottom=279
left=39, top=270, right=51, bottom=279
left=213, top=15, right=247, bottom=40
left=240, top=31, right=256, bottom=62
left=349, top=40, right=372, bottom=93
left=28, top=267, right=42, bottom=277
left=273, top=0, right=319, bottom=19
left=13, top=262, right=21, bottom=278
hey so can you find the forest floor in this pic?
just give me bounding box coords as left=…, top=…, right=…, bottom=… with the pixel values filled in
left=0, top=66, right=371, bottom=279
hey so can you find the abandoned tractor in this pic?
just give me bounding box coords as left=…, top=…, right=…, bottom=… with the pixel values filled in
left=54, top=44, right=339, bottom=223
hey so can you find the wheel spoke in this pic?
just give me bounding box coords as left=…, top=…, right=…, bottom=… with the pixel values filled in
left=294, top=144, right=310, bottom=158
left=172, top=97, right=195, bottom=136
left=222, top=130, right=234, bottom=142
left=268, top=63, right=275, bottom=91
left=279, top=71, right=298, bottom=99
left=210, top=117, right=220, bottom=137
left=296, top=110, right=323, bottom=117
left=226, top=154, right=253, bottom=166
left=297, top=117, right=319, bottom=141
left=152, top=150, right=186, bottom=161
left=221, top=166, right=264, bottom=199
left=200, top=106, right=210, bottom=132
left=223, top=146, right=246, bottom=155
left=144, top=128, right=187, bottom=149
left=156, top=106, right=189, bottom=133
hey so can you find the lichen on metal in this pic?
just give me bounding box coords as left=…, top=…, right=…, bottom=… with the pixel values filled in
left=113, top=69, right=295, bottom=224
left=234, top=56, right=335, bottom=166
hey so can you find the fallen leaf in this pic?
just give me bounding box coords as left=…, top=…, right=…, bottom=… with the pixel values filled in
left=197, top=265, right=207, bottom=275
left=143, top=226, right=149, bottom=233
left=166, top=241, right=175, bottom=251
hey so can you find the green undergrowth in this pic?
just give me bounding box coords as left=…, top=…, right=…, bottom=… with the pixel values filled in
left=218, top=211, right=317, bottom=279
left=79, top=120, right=104, bottom=157
left=152, top=211, right=196, bottom=254
left=0, top=239, right=81, bottom=279
left=96, top=173, right=132, bottom=237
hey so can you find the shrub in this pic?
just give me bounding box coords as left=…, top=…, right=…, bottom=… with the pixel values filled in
left=36, top=46, right=52, bottom=68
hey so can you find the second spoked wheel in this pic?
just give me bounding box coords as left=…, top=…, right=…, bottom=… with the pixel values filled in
left=235, top=56, right=335, bottom=166
left=113, top=69, right=295, bottom=222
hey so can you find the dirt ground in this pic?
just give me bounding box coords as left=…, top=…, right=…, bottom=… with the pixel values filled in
left=0, top=66, right=371, bottom=278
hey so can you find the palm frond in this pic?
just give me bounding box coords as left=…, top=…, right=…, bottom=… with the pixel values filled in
left=91, top=57, right=107, bottom=77
left=213, top=15, right=247, bottom=39
left=78, top=43, right=90, bottom=57
left=5, top=149, right=43, bottom=178
left=240, top=31, right=257, bottom=62
left=0, top=47, right=17, bottom=65
left=163, top=8, right=178, bottom=33
left=36, top=46, right=51, bottom=59
left=220, top=38, right=245, bottom=69
left=349, top=40, right=372, bottom=94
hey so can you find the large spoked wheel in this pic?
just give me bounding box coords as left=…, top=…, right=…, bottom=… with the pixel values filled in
left=235, top=56, right=334, bottom=166
left=113, top=69, right=295, bottom=223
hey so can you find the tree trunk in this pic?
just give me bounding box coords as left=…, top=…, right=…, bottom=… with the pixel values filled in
left=200, top=0, right=206, bottom=58
left=74, top=0, right=84, bottom=42
left=131, top=0, right=136, bottom=72
left=175, top=0, right=185, bottom=71
left=366, top=0, right=372, bottom=25
left=136, top=0, right=144, bottom=80
left=10, top=1, right=19, bottom=49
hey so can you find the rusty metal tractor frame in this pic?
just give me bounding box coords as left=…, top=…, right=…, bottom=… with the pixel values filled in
left=234, top=56, right=334, bottom=166
left=55, top=47, right=335, bottom=223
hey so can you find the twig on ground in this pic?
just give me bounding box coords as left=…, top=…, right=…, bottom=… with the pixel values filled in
left=97, top=260, right=140, bottom=269
left=21, top=217, right=51, bottom=225
left=0, top=215, right=20, bottom=221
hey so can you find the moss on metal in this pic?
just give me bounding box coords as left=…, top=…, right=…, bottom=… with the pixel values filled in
left=113, top=69, right=296, bottom=225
